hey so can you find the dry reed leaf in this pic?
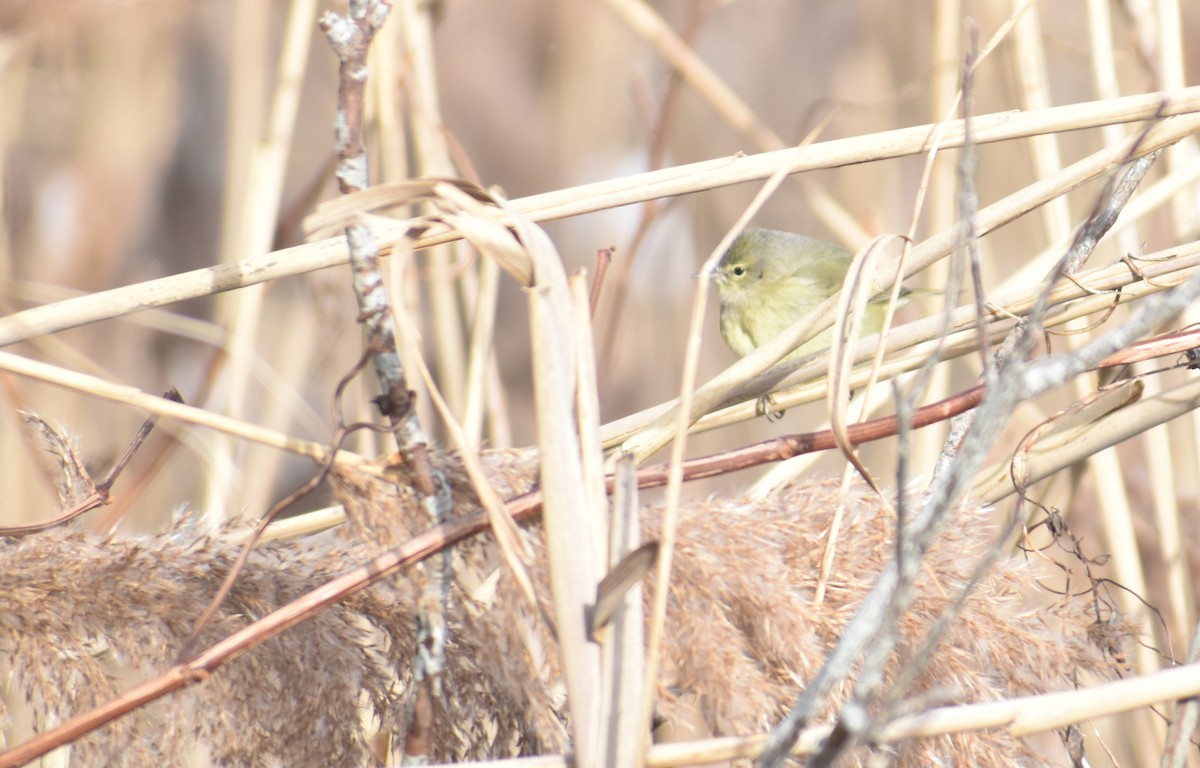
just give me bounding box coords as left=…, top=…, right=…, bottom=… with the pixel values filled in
left=301, top=177, right=490, bottom=239
left=519, top=233, right=605, bottom=758
left=432, top=182, right=536, bottom=288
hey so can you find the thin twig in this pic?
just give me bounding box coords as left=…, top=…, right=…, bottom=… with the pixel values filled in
left=319, top=6, right=457, bottom=764
left=589, top=247, right=613, bottom=319
left=812, top=32, right=984, bottom=765
left=0, top=388, right=183, bottom=536
left=176, top=351, right=386, bottom=660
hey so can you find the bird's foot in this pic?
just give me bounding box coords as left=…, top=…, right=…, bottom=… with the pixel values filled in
left=755, top=393, right=786, bottom=421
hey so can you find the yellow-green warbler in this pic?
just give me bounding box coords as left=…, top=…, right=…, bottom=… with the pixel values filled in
left=713, top=227, right=908, bottom=359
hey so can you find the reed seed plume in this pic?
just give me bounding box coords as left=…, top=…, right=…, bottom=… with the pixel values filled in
left=1, top=441, right=1128, bottom=766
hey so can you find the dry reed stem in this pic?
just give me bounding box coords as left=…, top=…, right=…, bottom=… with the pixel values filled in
left=570, top=272, right=609, bottom=576
left=3, top=88, right=1200, bottom=351
left=2, top=280, right=329, bottom=439
left=910, top=0, right=967, bottom=474
left=613, top=113, right=1200, bottom=463
left=397, top=0, right=469, bottom=419
left=463, top=252, right=501, bottom=444
left=597, top=455, right=645, bottom=768
left=211, top=0, right=318, bottom=521
left=1144, top=381, right=1194, bottom=658
left=425, top=659, right=1200, bottom=768
left=1161, top=625, right=1200, bottom=768
left=638, top=131, right=805, bottom=764
left=1013, top=6, right=1073, bottom=246
left=0, top=349, right=340, bottom=461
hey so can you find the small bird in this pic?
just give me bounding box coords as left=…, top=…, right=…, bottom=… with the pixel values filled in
left=713, top=227, right=906, bottom=360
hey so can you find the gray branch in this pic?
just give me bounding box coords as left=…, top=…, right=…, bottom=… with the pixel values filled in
left=762, top=141, right=1178, bottom=766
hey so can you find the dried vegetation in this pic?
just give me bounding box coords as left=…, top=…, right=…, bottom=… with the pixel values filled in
left=0, top=1, right=1199, bottom=767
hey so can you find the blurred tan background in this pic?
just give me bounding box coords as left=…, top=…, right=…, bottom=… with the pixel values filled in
left=2, top=0, right=1200, bottom=764
left=0, top=0, right=1196, bottom=512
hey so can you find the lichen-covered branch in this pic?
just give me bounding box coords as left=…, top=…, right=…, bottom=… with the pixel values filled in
left=319, top=2, right=452, bottom=762
left=318, top=1, right=414, bottom=437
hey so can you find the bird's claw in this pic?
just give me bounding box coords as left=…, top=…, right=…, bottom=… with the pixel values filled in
left=755, top=393, right=786, bottom=420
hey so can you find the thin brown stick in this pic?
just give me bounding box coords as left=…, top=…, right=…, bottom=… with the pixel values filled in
left=665, top=385, right=985, bottom=485
left=176, top=352, right=380, bottom=661
left=589, top=247, right=614, bottom=319
left=0, top=387, right=182, bottom=536
left=0, top=507, right=491, bottom=768
left=0, top=376, right=982, bottom=765
left=6, top=323, right=1197, bottom=763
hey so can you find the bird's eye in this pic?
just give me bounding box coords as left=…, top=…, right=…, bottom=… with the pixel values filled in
left=731, top=265, right=746, bottom=277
